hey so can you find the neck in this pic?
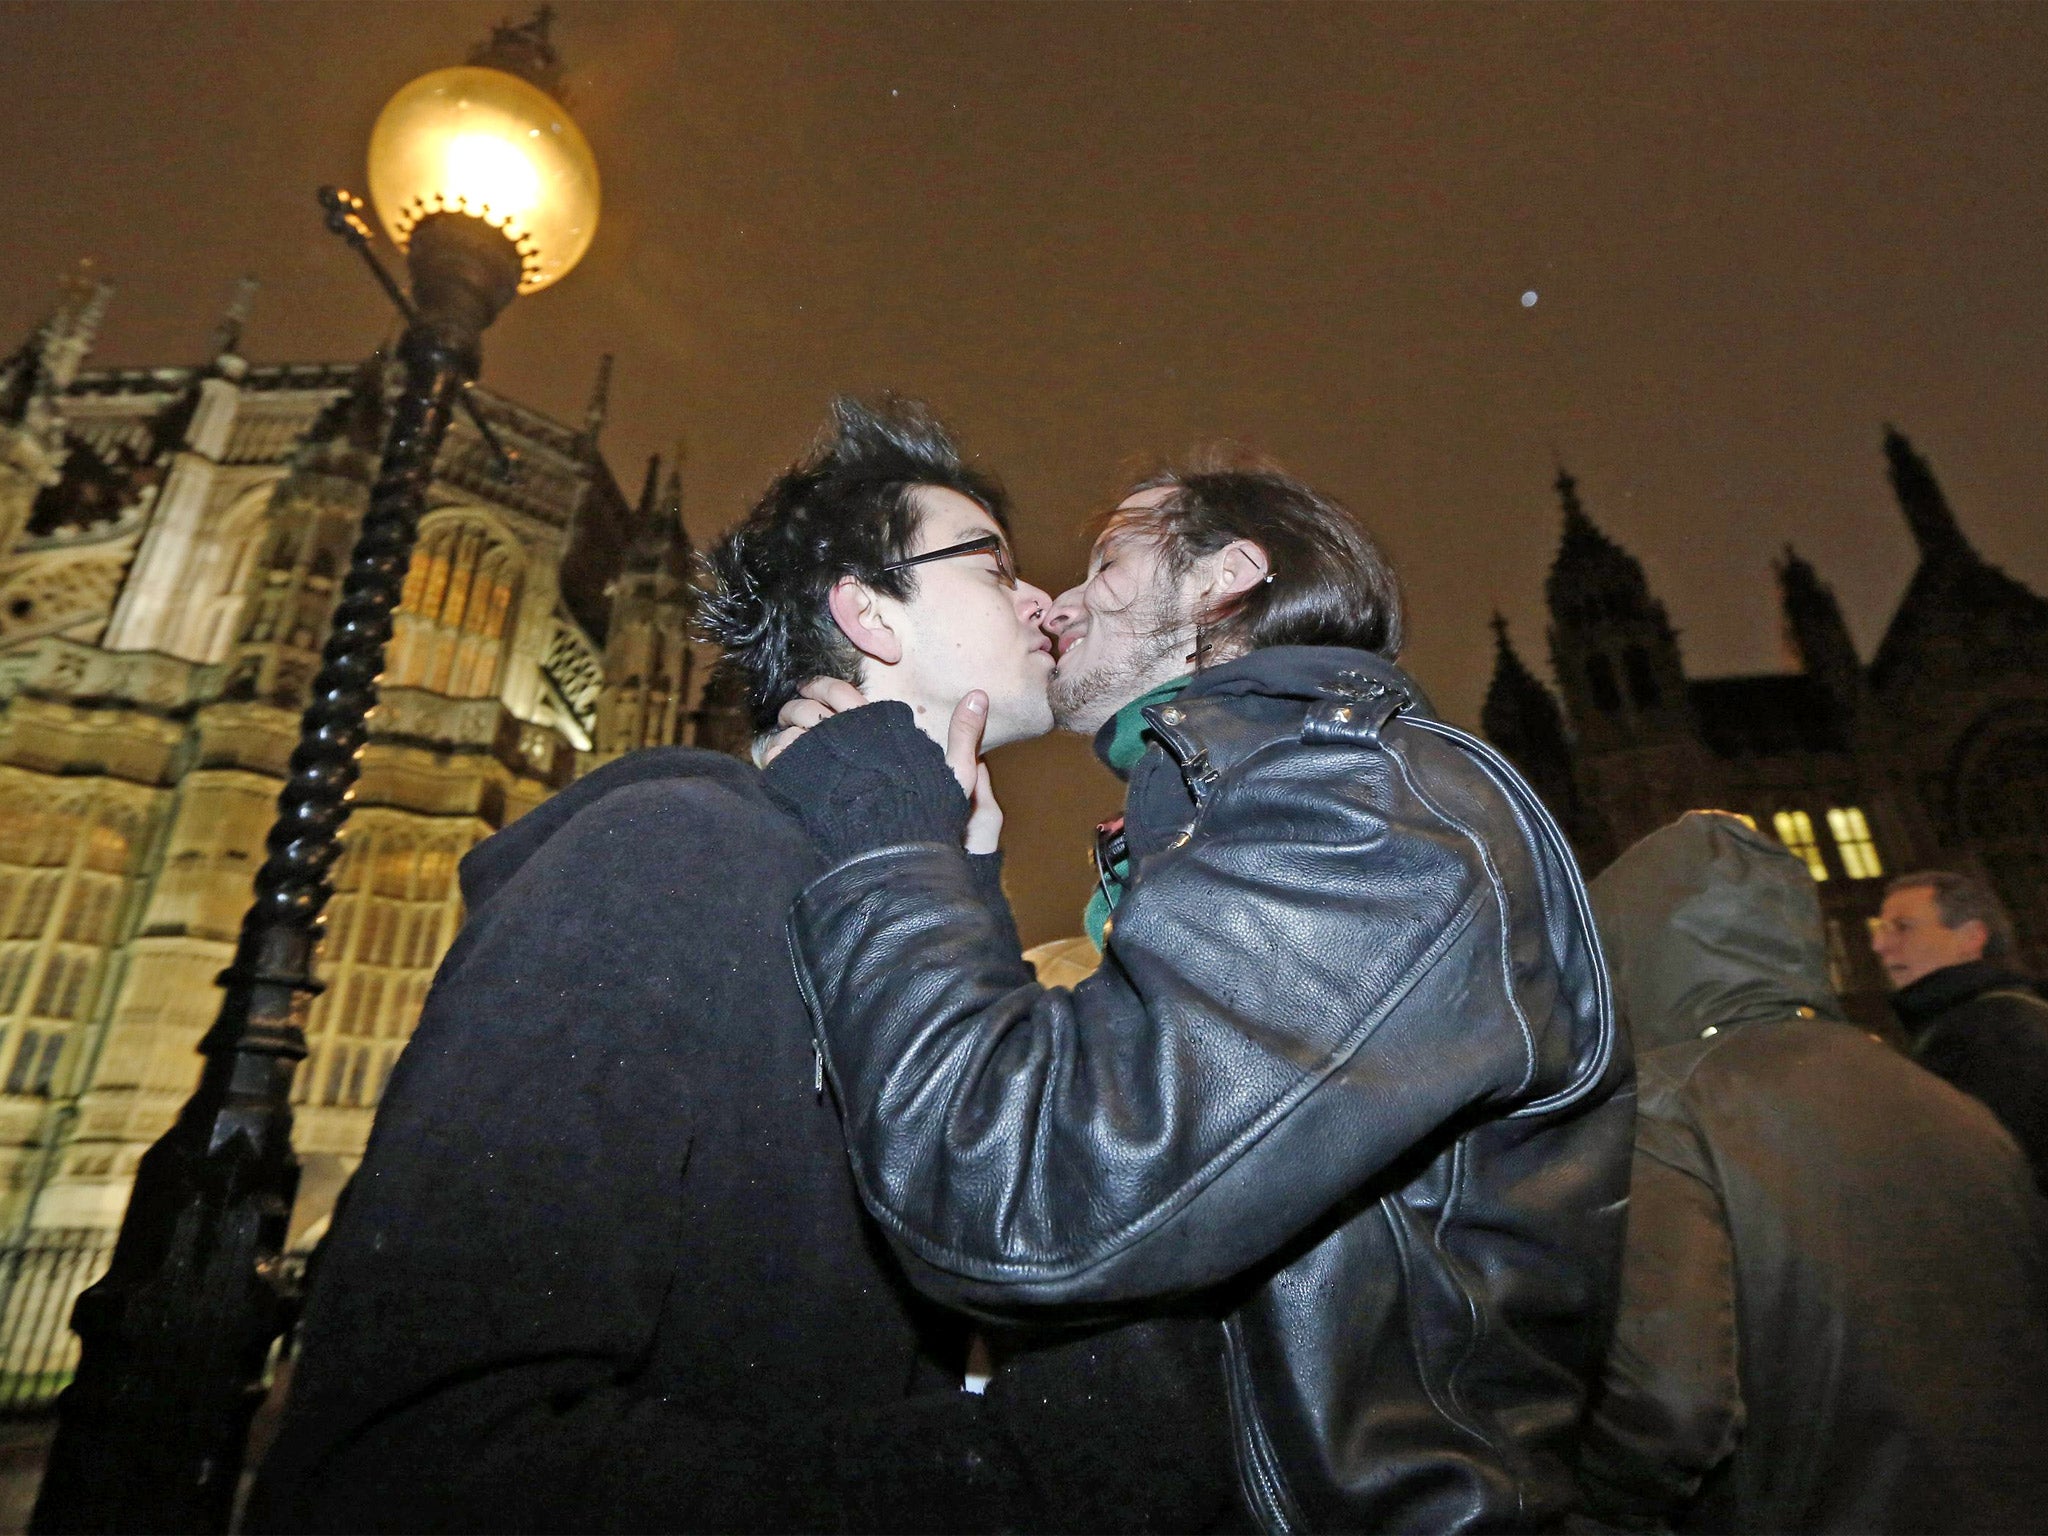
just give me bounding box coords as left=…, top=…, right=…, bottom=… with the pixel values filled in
left=1093, top=675, right=1193, bottom=777
left=855, top=668, right=951, bottom=752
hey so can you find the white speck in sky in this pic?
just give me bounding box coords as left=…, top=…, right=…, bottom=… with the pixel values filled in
left=1521, top=290, right=1539, bottom=308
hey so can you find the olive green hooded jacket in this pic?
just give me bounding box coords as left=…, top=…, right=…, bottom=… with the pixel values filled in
left=1580, top=811, right=2048, bottom=1534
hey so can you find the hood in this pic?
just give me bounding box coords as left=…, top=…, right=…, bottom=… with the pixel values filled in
left=1589, top=810, right=1842, bottom=1053
left=456, top=746, right=764, bottom=911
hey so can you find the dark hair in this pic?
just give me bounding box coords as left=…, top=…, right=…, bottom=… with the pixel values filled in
left=1115, top=446, right=1402, bottom=663
left=1887, top=869, right=2016, bottom=960
left=699, top=396, right=1009, bottom=732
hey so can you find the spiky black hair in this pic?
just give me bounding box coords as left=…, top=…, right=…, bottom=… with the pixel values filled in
left=698, top=396, right=1010, bottom=733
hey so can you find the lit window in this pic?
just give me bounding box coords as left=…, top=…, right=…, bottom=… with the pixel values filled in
left=1773, top=810, right=1829, bottom=881
left=1826, top=806, right=1884, bottom=880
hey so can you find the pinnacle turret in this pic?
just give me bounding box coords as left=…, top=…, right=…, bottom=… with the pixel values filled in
left=1481, top=612, right=1583, bottom=841
left=1540, top=462, right=1695, bottom=753
left=1884, top=426, right=1973, bottom=565
left=1483, top=612, right=1565, bottom=745
left=1, top=263, right=112, bottom=454
left=1775, top=543, right=1864, bottom=725
left=581, top=353, right=613, bottom=447
left=207, top=277, right=259, bottom=371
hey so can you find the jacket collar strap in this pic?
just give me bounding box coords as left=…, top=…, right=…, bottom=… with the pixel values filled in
left=1091, top=675, right=1193, bottom=778
left=1303, top=669, right=1412, bottom=747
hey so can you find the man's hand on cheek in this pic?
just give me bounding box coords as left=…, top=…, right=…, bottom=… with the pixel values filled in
left=755, top=682, right=1004, bottom=860
left=753, top=677, right=873, bottom=768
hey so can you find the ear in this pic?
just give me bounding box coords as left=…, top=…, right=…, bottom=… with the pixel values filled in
left=1209, top=538, right=1271, bottom=597
left=828, top=576, right=902, bottom=666
left=1958, top=917, right=1992, bottom=959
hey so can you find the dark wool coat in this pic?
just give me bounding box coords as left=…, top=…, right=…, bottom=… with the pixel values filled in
left=1893, top=957, right=2048, bottom=1192
left=1580, top=813, right=2048, bottom=1535
left=244, top=749, right=1039, bottom=1534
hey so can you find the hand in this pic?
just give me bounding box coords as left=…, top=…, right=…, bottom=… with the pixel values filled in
left=947, top=692, right=1004, bottom=855
left=753, top=677, right=870, bottom=767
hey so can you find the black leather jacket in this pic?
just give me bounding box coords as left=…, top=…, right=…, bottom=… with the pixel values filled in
left=783, top=647, right=1635, bottom=1532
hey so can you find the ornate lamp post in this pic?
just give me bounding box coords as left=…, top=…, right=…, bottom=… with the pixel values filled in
left=33, top=16, right=598, bottom=1533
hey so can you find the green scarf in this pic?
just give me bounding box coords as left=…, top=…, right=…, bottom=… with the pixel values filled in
left=1083, top=676, right=1191, bottom=948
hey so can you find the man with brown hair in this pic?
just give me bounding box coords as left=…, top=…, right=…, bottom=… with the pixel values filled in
left=764, top=453, right=1634, bottom=1532
left=1873, top=869, right=2048, bottom=1188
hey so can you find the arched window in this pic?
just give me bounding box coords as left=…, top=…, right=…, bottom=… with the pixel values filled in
left=5, top=1027, right=61, bottom=1096
left=386, top=518, right=522, bottom=698
left=1825, top=807, right=1884, bottom=880
left=1773, top=810, right=1829, bottom=882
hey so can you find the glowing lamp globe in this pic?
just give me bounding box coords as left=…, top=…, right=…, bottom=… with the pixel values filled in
left=366, top=64, right=599, bottom=294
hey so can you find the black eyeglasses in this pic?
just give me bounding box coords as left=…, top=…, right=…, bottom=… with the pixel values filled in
left=880, top=532, right=1017, bottom=590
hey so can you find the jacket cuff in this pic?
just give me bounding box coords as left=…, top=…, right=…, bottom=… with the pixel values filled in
left=762, top=701, right=969, bottom=862
left=966, top=851, right=1030, bottom=969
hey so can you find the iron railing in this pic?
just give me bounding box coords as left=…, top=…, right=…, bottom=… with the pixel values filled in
left=0, top=1232, right=115, bottom=1413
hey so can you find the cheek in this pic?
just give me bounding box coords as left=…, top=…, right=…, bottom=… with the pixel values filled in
left=1090, top=570, right=1136, bottom=612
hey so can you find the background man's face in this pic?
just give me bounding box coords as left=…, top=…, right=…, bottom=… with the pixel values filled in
left=1871, top=883, right=1988, bottom=989
left=1045, top=489, right=1196, bottom=735
left=885, top=487, right=1056, bottom=750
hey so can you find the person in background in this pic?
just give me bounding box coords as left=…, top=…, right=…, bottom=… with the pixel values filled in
left=1873, top=869, right=2048, bottom=1189
left=1581, top=812, right=2048, bottom=1534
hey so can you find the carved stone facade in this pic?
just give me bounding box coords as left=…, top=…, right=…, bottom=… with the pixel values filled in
left=0, top=275, right=741, bottom=1242
left=1485, top=432, right=2048, bottom=1022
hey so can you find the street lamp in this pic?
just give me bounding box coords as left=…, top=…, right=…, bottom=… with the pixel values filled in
left=33, top=13, right=597, bottom=1533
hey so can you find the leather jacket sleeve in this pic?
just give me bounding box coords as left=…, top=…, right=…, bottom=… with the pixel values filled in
left=790, top=725, right=1551, bottom=1310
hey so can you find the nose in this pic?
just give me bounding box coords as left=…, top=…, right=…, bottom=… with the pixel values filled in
left=1014, top=578, right=1053, bottom=625
left=1044, top=586, right=1087, bottom=635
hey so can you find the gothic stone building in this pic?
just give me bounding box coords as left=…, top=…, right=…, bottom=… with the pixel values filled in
left=0, top=272, right=742, bottom=1246
left=1484, top=431, right=2048, bottom=1021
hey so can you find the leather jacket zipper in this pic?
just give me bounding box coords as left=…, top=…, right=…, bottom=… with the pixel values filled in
left=1223, top=1315, right=1300, bottom=1535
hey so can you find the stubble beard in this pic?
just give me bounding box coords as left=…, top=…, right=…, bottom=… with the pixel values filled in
left=1048, top=588, right=1194, bottom=735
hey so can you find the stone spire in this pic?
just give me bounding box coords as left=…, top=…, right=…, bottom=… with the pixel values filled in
left=1542, top=461, right=1695, bottom=754
left=206, top=277, right=260, bottom=373
left=1554, top=460, right=1595, bottom=539
left=1776, top=543, right=1864, bottom=729
left=39, top=263, right=112, bottom=398
left=1884, top=425, right=1973, bottom=565
left=0, top=264, right=113, bottom=553
left=622, top=442, right=690, bottom=573
left=580, top=352, right=613, bottom=447
left=595, top=444, right=698, bottom=756
left=631, top=450, right=661, bottom=535
left=1484, top=613, right=1567, bottom=757
left=1, top=262, right=113, bottom=452
left=1483, top=613, right=1575, bottom=804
